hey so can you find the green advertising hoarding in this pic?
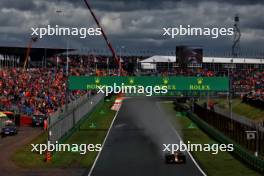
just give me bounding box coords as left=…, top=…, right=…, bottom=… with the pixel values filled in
left=69, top=76, right=229, bottom=91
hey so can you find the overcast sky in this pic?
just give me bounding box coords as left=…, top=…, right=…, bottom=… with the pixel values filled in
left=0, top=0, right=263, bottom=56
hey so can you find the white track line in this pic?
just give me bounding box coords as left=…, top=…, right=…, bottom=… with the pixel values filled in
left=156, top=102, right=207, bottom=176
left=88, top=106, right=121, bottom=176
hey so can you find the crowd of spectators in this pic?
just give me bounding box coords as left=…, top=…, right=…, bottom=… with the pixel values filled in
left=146, top=67, right=264, bottom=100
left=233, top=69, right=264, bottom=94
left=0, top=67, right=88, bottom=116
left=232, top=69, right=264, bottom=103
left=1, top=55, right=264, bottom=116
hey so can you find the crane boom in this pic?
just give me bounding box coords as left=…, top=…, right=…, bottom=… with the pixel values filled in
left=23, top=37, right=38, bottom=70
left=83, top=0, right=124, bottom=75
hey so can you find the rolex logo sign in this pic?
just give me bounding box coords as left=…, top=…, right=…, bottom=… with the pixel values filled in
left=163, top=77, right=169, bottom=85
left=197, top=78, right=203, bottom=85
left=190, top=78, right=210, bottom=91
left=95, top=77, right=100, bottom=84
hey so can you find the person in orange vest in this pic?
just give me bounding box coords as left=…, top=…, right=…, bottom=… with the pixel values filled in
left=45, top=151, right=52, bottom=162
left=44, top=119, right=48, bottom=131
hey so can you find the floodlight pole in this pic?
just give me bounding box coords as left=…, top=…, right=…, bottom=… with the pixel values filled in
left=229, top=15, right=241, bottom=122
left=44, top=48, right=47, bottom=68
left=136, top=58, right=139, bottom=73
left=256, top=126, right=259, bottom=157
left=119, top=46, right=125, bottom=76
left=106, top=57, right=109, bottom=76
left=167, top=58, right=170, bottom=73
left=228, top=66, right=233, bottom=120
left=65, top=39, right=69, bottom=112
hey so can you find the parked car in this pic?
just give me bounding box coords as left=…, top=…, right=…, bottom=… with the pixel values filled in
left=1, top=123, right=18, bottom=137
left=32, top=115, right=47, bottom=127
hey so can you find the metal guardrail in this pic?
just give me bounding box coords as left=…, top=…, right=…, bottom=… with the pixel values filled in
left=194, top=104, right=264, bottom=155
left=49, top=93, right=92, bottom=126
left=49, top=93, right=104, bottom=143
left=187, top=107, right=264, bottom=173
left=214, top=106, right=264, bottom=132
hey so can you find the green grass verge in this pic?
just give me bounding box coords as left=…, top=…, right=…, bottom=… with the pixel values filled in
left=199, top=98, right=264, bottom=122
left=11, top=132, right=48, bottom=167
left=12, top=97, right=116, bottom=168
left=162, top=102, right=261, bottom=176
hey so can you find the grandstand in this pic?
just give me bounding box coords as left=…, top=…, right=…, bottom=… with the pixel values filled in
left=140, top=55, right=264, bottom=96
left=1, top=51, right=263, bottom=118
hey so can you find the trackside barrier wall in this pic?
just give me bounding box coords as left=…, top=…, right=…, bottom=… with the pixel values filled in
left=49, top=93, right=92, bottom=126
left=58, top=97, right=105, bottom=145
left=49, top=93, right=104, bottom=143
left=126, top=91, right=221, bottom=97
left=187, top=108, right=264, bottom=173
left=193, top=104, right=264, bottom=156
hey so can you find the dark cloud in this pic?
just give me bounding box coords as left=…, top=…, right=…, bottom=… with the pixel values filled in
left=0, top=0, right=47, bottom=12
left=0, top=0, right=263, bottom=55
left=64, top=0, right=264, bottom=12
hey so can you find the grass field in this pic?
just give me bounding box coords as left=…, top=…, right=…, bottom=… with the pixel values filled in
left=12, top=97, right=116, bottom=168
left=199, top=98, right=264, bottom=122
left=162, top=102, right=261, bottom=176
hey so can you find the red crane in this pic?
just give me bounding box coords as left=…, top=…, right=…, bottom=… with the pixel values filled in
left=23, top=37, right=38, bottom=70
left=83, top=0, right=124, bottom=76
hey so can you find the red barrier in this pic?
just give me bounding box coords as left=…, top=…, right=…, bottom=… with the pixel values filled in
left=20, top=115, right=32, bottom=126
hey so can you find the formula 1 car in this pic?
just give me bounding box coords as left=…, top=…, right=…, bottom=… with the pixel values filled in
left=165, top=152, right=186, bottom=164
left=1, top=123, right=18, bottom=137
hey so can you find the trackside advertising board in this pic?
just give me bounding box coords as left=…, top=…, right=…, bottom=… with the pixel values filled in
left=69, top=76, right=229, bottom=91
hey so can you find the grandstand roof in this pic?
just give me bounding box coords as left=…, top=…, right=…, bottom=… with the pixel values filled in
left=140, top=55, right=264, bottom=64
left=203, top=57, right=264, bottom=64
left=140, top=55, right=176, bottom=63
left=0, top=46, right=75, bottom=61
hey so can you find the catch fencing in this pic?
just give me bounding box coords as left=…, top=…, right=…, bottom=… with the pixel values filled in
left=49, top=93, right=104, bottom=143
left=190, top=104, right=264, bottom=172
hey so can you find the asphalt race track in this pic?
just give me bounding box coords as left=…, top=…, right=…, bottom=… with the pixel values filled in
left=90, top=98, right=205, bottom=176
